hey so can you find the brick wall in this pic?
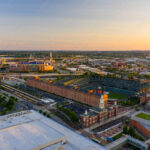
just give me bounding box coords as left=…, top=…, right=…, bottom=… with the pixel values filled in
left=130, top=119, right=150, bottom=139
left=26, top=79, right=100, bottom=107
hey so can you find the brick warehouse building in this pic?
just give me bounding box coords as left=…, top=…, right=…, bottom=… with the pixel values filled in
left=26, top=78, right=108, bottom=107
left=26, top=78, right=127, bottom=128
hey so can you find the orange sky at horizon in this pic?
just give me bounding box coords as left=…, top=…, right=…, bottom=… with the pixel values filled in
left=0, top=0, right=150, bottom=51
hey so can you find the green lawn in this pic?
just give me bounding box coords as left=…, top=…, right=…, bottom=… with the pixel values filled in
left=136, top=113, right=150, bottom=121
left=108, top=92, right=128, bottom=100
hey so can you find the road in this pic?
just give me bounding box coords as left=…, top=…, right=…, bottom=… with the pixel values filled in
left=0, top=73, right=83, bottom=77
left=92, top=116, right=128, bottom=133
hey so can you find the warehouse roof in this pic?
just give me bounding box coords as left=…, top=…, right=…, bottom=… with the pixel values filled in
left=0, top=110, right=107, bottom=150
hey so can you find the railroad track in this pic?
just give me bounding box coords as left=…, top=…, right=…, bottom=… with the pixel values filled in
left=1, top=84, right=41, bottom=104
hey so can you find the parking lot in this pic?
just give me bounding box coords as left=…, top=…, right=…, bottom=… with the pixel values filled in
left=64, top=103, right=90, bottom=116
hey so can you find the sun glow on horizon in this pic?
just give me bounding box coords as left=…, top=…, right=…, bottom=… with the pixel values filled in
left=0, top=0, right=150, bottom=50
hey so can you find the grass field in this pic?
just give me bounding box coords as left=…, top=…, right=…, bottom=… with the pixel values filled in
left=136, top=113, right=150, bottom=121
left=108, top=92, right=128, bottom=100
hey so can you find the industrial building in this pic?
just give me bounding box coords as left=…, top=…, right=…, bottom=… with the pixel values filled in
left=26, top=78, right=108, bottom=108
left=0, top=110, right=106, bottom=150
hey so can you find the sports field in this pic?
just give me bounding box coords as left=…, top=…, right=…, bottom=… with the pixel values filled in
left=108, top=92, right=128, bottom=100
left=136, top=113, right=150, bottom=121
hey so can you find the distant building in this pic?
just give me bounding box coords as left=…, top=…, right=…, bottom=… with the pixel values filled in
left=66, top=67, right=77, bottom=73
left=78, top=65, right=107, bottom=75
left=0, top=58, right=6, bottom=64
left=9, top=61, right=53, bottom=72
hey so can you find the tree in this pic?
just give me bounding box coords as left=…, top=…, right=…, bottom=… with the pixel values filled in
left=43, top=112, right=47, bottom=116
left=128, top=127, right=135, bottom=137
left=123, top=126, right=128, bottom=134
left=39, top=110, right=42, bottom=113
left=57, top=106, right=78, bottom=122
left=47, top=114, right=50, bottom=118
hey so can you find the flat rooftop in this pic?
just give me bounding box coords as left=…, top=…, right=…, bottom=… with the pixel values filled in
left=132, top=111, right=150, bottom=131
left=135, top=112, right=150, bottom=121
left=0, top=110, right=106, bottom=150
left=40, top=98, right=55, bottom=103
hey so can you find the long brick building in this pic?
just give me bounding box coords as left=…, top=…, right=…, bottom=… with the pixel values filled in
left=26, top=78, right=107, bottom=108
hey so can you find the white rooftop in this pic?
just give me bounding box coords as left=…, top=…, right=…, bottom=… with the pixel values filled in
left=41, top=98, right=55, bottom=103
left=0, top=110, right=107, bottom=150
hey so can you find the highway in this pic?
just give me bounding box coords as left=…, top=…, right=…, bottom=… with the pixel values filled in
left=0, top=73, right=83, bottom=78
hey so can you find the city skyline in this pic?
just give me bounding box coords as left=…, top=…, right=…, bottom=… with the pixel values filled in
left=0, top=0, right=150, bottom=51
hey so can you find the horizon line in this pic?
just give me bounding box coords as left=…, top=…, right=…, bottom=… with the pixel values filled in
left=1, top=49, right=150, bottom=52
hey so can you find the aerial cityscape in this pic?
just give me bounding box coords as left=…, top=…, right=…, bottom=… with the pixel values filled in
left=1, top=0, right=150, bottom=150
left=0, top=51, right=150, bottom=150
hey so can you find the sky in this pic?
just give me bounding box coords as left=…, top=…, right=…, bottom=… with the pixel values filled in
left=0, top=0, right=150, bottom=51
